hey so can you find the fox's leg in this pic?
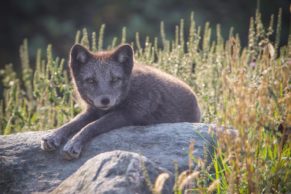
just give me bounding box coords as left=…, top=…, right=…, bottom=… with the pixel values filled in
left=41, top=110, right=99, bottom=151
left=62, top=111, right=131, bottom=160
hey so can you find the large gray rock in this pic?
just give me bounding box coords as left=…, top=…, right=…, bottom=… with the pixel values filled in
left=0, top=123, right=215, bottom=194
left=52, top=151, right=173, bottom=194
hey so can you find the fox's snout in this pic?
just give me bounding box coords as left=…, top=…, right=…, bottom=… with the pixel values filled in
left=93, top=95, right=116, bottom=110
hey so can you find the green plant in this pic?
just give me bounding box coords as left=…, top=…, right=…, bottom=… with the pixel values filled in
left=0, top=41, right=78, bottom=134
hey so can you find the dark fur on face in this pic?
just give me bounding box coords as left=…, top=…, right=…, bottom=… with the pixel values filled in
left=69, top=44, right=133, bottom=111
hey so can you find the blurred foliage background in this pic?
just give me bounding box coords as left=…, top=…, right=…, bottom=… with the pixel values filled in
left=0, top=0, right=289, bottom=69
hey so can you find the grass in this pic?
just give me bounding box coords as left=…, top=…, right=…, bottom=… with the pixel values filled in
left=0, top=8, right=290, bottom=194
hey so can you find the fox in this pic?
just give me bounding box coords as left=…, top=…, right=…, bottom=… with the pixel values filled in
left=41, top=44, right=201, bottom=160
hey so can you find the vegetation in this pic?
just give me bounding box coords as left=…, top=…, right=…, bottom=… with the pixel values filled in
left=1, top=8, right=290, bottom=194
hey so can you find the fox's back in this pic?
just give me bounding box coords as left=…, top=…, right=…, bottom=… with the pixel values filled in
left=122, top=64, right=201, bottom=124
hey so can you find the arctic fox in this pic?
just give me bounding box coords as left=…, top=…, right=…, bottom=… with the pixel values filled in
left=41, top=44, right=201, bottom=160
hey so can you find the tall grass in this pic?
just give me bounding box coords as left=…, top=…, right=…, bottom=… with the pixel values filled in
left=0, top=8, right=290, bottom=193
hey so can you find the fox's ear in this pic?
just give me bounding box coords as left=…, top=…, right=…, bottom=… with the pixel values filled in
left=70, top=44, right=91, bottom=65
left=112, top=44, right=134, bottom=74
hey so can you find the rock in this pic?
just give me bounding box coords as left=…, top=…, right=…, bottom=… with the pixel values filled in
left=51, top=150, right=173, bottom=194
left=0, top=123, right=215, bottom=193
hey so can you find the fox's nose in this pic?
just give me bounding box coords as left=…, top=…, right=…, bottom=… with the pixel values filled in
left=101, top=97, right=110, bottom=106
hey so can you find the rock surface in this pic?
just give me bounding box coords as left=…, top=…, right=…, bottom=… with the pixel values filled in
left=0, top=123, right=215, bottom=194
left=52, top=151, right=173, bottom=194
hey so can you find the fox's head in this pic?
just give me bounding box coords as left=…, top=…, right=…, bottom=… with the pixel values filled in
left=69, top=44, right=134, bottom=111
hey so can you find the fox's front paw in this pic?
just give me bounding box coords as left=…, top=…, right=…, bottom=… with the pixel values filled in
left=41, top=132, right=63, bottom=151
left=62, top=139, right=83, bottom=160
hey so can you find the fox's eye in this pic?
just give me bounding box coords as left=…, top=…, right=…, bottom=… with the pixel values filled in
left=85, top=78, right=95, bottom=84
left=111, top=76, right=121, bottom=83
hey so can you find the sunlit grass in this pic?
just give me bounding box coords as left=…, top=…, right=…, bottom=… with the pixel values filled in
left=0, top=8, right=290, bottom=193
